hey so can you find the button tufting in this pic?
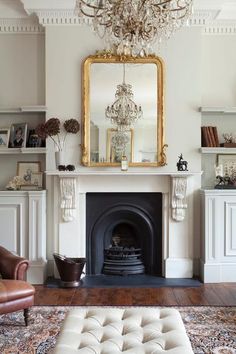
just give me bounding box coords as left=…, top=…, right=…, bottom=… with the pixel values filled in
left=54, top=307, right=194, bottom=354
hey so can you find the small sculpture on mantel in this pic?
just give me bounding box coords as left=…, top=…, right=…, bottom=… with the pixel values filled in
left=176, top=154, right=188, bottom=171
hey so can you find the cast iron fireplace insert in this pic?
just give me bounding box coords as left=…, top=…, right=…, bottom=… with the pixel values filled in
left=86, top=192, right=162, bottom=276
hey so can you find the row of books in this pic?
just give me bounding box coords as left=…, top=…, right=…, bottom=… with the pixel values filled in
left=201, top=126, right=220, bottom=147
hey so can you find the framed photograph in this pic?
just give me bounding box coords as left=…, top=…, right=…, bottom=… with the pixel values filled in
left=17, top=161, right=41, bottom=185
left=31, top=172, right=43, bottom=188
left=218, top=154, right=236, bottom=178
left=106, top=128, right=134, bottom=163
left=9, top=123, right=27, bottom=148
left=0, top=128, right=10, bottom=148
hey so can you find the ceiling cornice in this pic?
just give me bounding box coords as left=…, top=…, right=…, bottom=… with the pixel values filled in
left=1, top=0, right=236, bottom=34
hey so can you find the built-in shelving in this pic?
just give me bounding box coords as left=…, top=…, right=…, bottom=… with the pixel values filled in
left=0, top=148, right=47, bottom=155
left=200, top=147, right=236, bottom=154
left=200, top=107, right=236, bottom=114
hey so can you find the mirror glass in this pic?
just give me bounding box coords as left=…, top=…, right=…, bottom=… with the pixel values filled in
left=82, top=55, right=165, bottom=167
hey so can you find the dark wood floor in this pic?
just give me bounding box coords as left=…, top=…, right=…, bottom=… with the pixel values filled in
left=34, top=283, right=236, bottom=306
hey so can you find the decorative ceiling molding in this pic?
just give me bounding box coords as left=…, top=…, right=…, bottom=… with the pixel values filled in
left=0, top=0, right=236, bottom=34
left=0, top=17, right=44, bottom=33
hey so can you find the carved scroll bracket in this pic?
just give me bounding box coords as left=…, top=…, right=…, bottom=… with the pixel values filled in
left=171, top=176, right=188, bottom=222
left=59, top=177, right=77, bottom=222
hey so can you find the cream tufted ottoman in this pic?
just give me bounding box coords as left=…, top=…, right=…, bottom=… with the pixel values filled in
left=53, top=307, right=194, bottom=354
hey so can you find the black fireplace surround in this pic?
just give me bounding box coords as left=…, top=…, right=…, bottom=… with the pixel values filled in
left=86, top=193, right=162, bottom=276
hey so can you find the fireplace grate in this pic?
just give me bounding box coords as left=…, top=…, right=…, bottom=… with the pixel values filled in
left=103, top=246, right=145, bottom=275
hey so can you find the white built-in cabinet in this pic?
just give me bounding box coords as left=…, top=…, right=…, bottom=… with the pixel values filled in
left=200, top=189, right=236, bottom=282
left=0, top=190, right=47, bottom=284
left=200, top=108, right=236, bottom=283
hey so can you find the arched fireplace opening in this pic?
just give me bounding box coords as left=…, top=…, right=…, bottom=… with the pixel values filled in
left=86, top=193, right=162, bottom=277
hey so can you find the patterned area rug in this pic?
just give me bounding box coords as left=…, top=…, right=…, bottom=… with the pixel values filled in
left=0, top=306, right=235, bottom=354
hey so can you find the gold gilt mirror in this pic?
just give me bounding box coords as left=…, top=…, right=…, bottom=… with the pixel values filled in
left=82, top=53, right=166, bottom=167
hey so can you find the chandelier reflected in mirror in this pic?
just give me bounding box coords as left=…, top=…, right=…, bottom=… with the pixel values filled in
left=75, top=0, right=193, bottom=55
left=106, top=63, right=142, bottom=153
left=105, top=63, right=142, bottom=130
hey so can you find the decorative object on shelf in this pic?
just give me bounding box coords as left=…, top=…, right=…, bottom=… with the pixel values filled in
left=27, top=129, right=40, bottom=148
left=177, top=154, right=188, bottom=171
left=36, top=118, right=80, bottom=168
left=5, top=176, right=23, bottom=190
left=0, top=128, right=10, bottom=148
left=59, top=177, right=77, bottom=222
left=30, top=172, right=43, bottom=189
left=121, top=155, right=128, bottom=171
left=75, top=0, right=193, bottom=56
left=221, top=133, right=236, bottom=147
left=215, top=155, right=236, bottom=189
left=17, top=161, right=41, bottom=188
left=8, top=123, right=27, bottom=148
left=58, top=165, right=76, bottom=172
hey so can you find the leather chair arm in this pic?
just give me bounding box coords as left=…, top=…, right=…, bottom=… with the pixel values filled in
left=0, top=246, right=29, bottom=280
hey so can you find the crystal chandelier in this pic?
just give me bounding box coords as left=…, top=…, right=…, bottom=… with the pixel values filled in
left=105, top=64, right=142, bottom=131
left=75, top=0, right=193, bottom=55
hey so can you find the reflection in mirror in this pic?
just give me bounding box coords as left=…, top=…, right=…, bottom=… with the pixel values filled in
left=82, top=55, right=165, bottom=167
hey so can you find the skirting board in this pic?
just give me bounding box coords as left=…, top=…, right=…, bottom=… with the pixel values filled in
left=27, top=260, right=47, bottom=285
left=200, top=259, right=236, bottom=283
left=164, top=258, right=193, bottom=278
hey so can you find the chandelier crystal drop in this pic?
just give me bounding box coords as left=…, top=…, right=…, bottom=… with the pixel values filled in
left=105, top=64, right=143, bottom=131
left=75, top=0, right=193, bottom=55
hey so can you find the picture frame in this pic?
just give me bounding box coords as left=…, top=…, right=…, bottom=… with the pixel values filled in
left=9, top=123, right=27, bottom=148
left=31, top=172, right=43, bottom=188
left=0, top=128, right=10, bottom=148
left=217, top=154, right=236, bottom=178
left=17, top=161, right=41, bottom=186
left=106, top=128, right=134, bottom=163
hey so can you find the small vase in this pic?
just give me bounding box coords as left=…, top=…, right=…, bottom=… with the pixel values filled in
left=55, top=150, right=64, bottom=168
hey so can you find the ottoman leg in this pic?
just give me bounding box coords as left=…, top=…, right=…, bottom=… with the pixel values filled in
left=24, top=308, right=29, bottom=326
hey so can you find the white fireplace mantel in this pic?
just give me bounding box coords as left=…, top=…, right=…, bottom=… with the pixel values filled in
left=46, top=170, right=201, bottom=223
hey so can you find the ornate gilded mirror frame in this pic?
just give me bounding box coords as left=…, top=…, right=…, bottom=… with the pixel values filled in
left=82, top=52, right=166, bottom=167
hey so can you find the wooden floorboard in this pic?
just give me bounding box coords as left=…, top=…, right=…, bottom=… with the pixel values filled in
left=34, top=284, right=236, bottom=306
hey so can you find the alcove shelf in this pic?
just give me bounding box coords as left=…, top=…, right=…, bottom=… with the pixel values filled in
left=200, top=147, right=236, bottom=154
left=0, top=106, right=47, bottom=114
left=0, top=148, right=47, bottom=154
left=199, top=107, right=236, bottom=114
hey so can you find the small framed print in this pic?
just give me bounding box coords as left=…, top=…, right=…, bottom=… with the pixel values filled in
left=0, top=128, right=10, bottom=148
left=9, top=123, right=27, bottom=148
left=17, top=161, right=41, bottom=185
left=218, top=154, right=236, bottom=178
left=31, top=172, right=43, bottom=188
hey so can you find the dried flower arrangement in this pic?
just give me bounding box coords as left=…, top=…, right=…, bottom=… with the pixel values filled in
left=36, top=118, right=80, bottom=151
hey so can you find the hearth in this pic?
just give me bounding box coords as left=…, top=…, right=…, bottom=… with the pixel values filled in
left=86, top=193, right=162, bottom=276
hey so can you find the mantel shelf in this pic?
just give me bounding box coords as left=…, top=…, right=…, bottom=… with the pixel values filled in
left=200, top=147, right=236, bottom=154
left=0, top=148, right=47, bottom=155
left=46, top=170, right=202, bottom=177
left=200, top=107, right=236, bottom=114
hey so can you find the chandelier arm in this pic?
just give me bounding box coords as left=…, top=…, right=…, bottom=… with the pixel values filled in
left=80, top=0, right=105, bottom=11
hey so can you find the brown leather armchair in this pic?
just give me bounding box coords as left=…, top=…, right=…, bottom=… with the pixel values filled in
left=0, top=246, right=35, bottom=326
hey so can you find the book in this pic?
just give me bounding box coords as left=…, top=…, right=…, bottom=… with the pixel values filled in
left=212, top=126, right=220, bottom=147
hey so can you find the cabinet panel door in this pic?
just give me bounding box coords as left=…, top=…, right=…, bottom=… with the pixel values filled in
left=225, top=200, right=236, bottom=257
left=0, top=198, right=27, bottom=256
left=0, top=204, right=21, bottom=253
